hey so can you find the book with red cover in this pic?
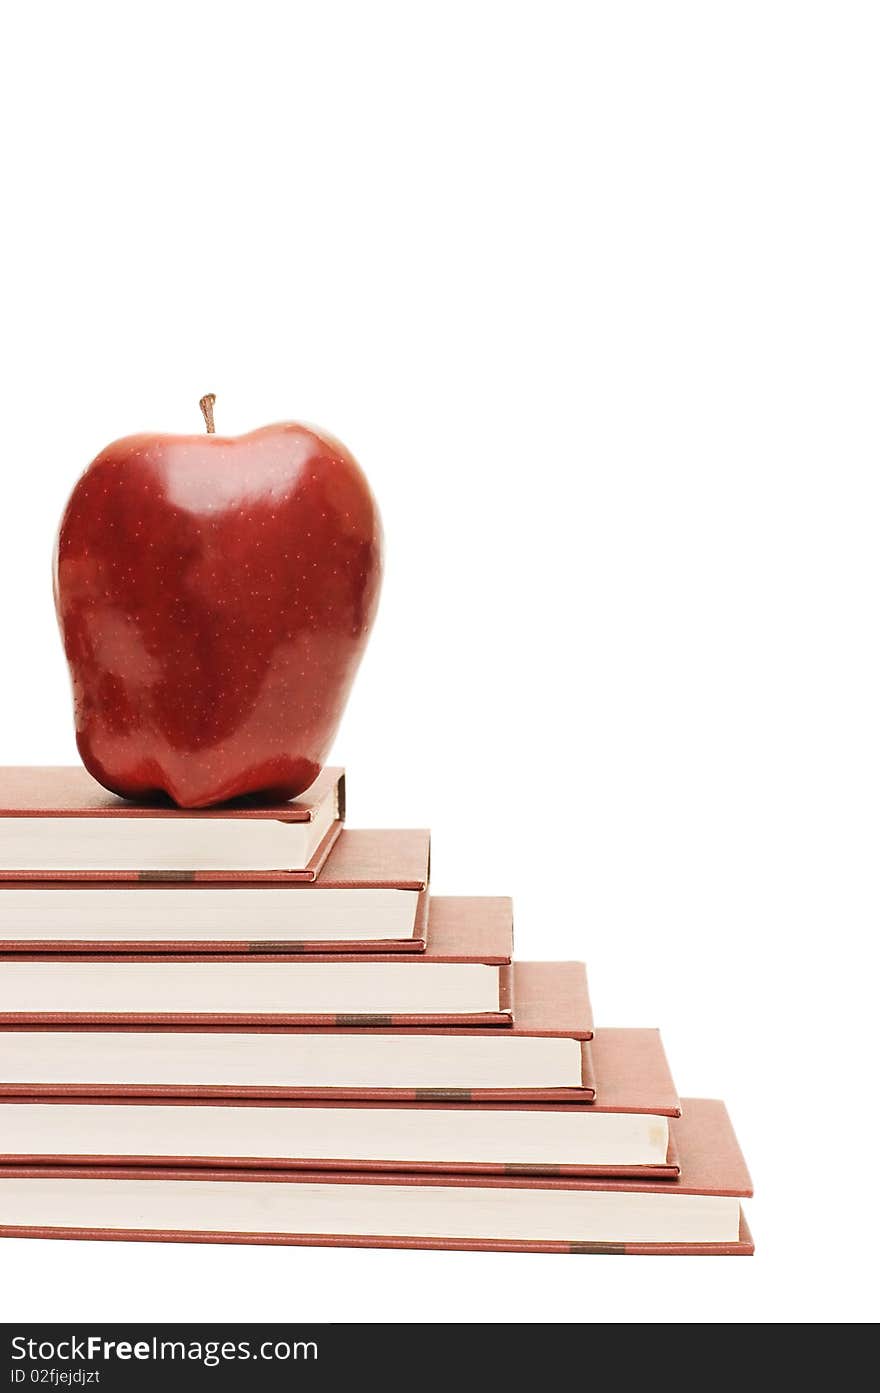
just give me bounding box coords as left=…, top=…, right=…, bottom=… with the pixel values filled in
left=0, top=1100, right=753, bottom=1254
left=0, top=829, right=432, bottom=954
left=0, top=1029, right=679, bottom=1177
left=0, top=896, right=513, bottom=1028
left=0, top=765, right=345, bottom=881
left=0, top=961, right=594, bottom=1102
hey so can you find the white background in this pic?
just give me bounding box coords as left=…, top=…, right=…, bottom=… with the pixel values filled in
left=0, top=1, right=877, bottom=1324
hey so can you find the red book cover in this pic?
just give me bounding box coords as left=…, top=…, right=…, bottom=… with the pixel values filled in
left=0, top=829, right=432, bottom=955
left=15, top=894, right=513, bottom=964
left=0, top=765, right=345, bottom=882
left=0, top=1100, right=753, bottom=1254
left=0, top=897, right=514, bottom=1028
left=0, top=1028, right=678, bottom=1177
left=0, top=961, right=595, bottom=1103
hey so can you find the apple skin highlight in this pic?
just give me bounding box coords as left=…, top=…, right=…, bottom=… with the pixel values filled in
left=54, top=416, right=383, bottom=809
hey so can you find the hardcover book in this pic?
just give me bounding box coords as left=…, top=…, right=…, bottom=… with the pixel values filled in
left=0, top=961, right=594, bottom=1102
left=0, top=1029, right=678, bottom=1176
left=0, top=828, right=431, bottom=954
left=0, top=897, right=513, bottom=1028
left=0, top=765, right=345, bottom=879
left=0, top=1100, right=753, bottom=1254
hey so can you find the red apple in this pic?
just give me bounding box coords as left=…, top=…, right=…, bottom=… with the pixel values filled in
left=53, top=397, right=383, bottom=808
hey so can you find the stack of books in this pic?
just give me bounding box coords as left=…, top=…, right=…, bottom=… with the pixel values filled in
left=0, top=766, right=752, bottom=1255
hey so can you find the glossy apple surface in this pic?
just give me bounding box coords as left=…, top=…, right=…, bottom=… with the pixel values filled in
left=54, top=418, right=382, bottom=807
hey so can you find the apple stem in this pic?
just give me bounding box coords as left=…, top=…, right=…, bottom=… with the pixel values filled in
left=199, top=394, right=217, bottom=434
